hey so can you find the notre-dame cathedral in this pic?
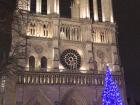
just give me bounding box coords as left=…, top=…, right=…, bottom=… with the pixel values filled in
left=0, top=0, right=128, bottom=105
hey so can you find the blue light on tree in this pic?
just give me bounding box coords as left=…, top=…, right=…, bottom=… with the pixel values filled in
left=102, top=66, right=123, bottom=105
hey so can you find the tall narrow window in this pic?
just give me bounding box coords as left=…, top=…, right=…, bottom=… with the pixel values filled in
left=60, top=0, right=71, bottom=18
left=41, top=0, right=47, bottom=14
left=97, top=0, right=102, bottom=22
left=29, top=56, right=35, bottom=71
left=33, top=24, right=36, bottom=35
left=43, top=25, right=47, bottom=36
left=41, top=56, right=47, bottom=71
left=30, top=23, right=36, bottom=36
left=66, top=28, right=70, bottom=40
left=89, top=0, right=94, bottom=20
left=30, top=0, right=36, bottom=13
left=100, top=32, right=105, bottom=42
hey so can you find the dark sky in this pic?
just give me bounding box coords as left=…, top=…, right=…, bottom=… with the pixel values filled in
left=113, top=0, right=140, bottom=101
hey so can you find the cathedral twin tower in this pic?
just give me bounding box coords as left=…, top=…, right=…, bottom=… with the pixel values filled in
left=0, top=0, right=128, bottom=105
left=19, top=0, right=114, bottom=22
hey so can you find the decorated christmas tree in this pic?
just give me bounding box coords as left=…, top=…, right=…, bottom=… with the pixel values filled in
left=102, top=66, right=123, bottom=105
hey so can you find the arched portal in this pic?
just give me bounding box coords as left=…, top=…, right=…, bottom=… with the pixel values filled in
left=62, top=89, right=89, bottom=105
left=25, top=90, right=53, bottom=105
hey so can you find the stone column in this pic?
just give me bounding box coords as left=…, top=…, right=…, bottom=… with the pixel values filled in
left=109, top=0, right=114, bottom=22
left=56, top=0, right=59, bottom=14
left=85, top=43, right=93, bottom=70
left=54, top=0, right=59, bottom=14
left=80, top=0, right=90, bottom=19
left=70, top=27, right=72, bottom=40
left=86, top=0, right=90, bottom=18
left=47, top=0, right=59, bottom=16
left=53, top=48, right=59, bottom=71
left=71, top=0, right=80, bottom=19
left=47, top=0, right=50, bottom=14
left=27, top=0, right=31, bottom=11
left=102, top=0, right=114, bottom=22
left=52, top=19, right=60, bottom=71
left=93, top=0, right=99, bottom=21
left=64, top=26, right=66, bottom=39
left=36, top=0, right=41, bottom=13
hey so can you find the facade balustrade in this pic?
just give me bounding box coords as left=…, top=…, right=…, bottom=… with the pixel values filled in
left=16, top=70, right=122, bottom=86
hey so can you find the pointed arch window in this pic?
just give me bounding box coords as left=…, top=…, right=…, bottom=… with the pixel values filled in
left=30, top=23, right=36, bottom=36
left=100, top=32, right=105, bottom=42
left=60, top=0, right=71, bottom=18
left=43, top=24, right=48, bottom=37
left=97, top=0, right=102, bottom=22
left=41, top=0, right=47, bottom=14
left=29, top=56, right=35, bottom=71
left=30, top=0, right=36, bottom=13
left=89, top=0, right=94, bottom=19
left=66, top=27, right=70, bottom=40
left=41, top=56, right=47, bottom=70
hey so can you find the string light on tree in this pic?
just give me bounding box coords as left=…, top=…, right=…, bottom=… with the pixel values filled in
left=102, top=66, right=123, bottom=105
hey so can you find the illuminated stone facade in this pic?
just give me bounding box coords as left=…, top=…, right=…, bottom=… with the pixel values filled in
left=0, top=0, right=127, bottom=105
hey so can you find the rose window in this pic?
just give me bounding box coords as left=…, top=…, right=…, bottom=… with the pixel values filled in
left=60, top=49, right=81, bottom=70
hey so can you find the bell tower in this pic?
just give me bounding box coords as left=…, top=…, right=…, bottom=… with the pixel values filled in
left=18, top=0, right=59, bottom=15
left=71, top=0, right=114, bottom=22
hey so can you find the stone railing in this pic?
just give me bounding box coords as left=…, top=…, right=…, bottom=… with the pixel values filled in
left=16, top=71, right=122, bottom=86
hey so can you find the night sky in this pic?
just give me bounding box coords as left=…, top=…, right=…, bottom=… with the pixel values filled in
left=113, top=0, right=140, bottom=101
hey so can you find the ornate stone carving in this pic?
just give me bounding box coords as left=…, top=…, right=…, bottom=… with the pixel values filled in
left=60, top=49, right=81, bottom=70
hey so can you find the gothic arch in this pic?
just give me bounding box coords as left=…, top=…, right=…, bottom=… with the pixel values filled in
left=25, top=90, right=53, bottom=105
left=41, top=56, right=47, bottom=70
left=29, top=56, right=35, bottom=71
left=61, top=89, right=89, bottom=105
left=30, top=22, right=36, bottom=35
left=43, top=25, right=46, bottom=36
left=41, top=0, right=47, bottom=14
left=30, top=0, right=36, bottom=13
